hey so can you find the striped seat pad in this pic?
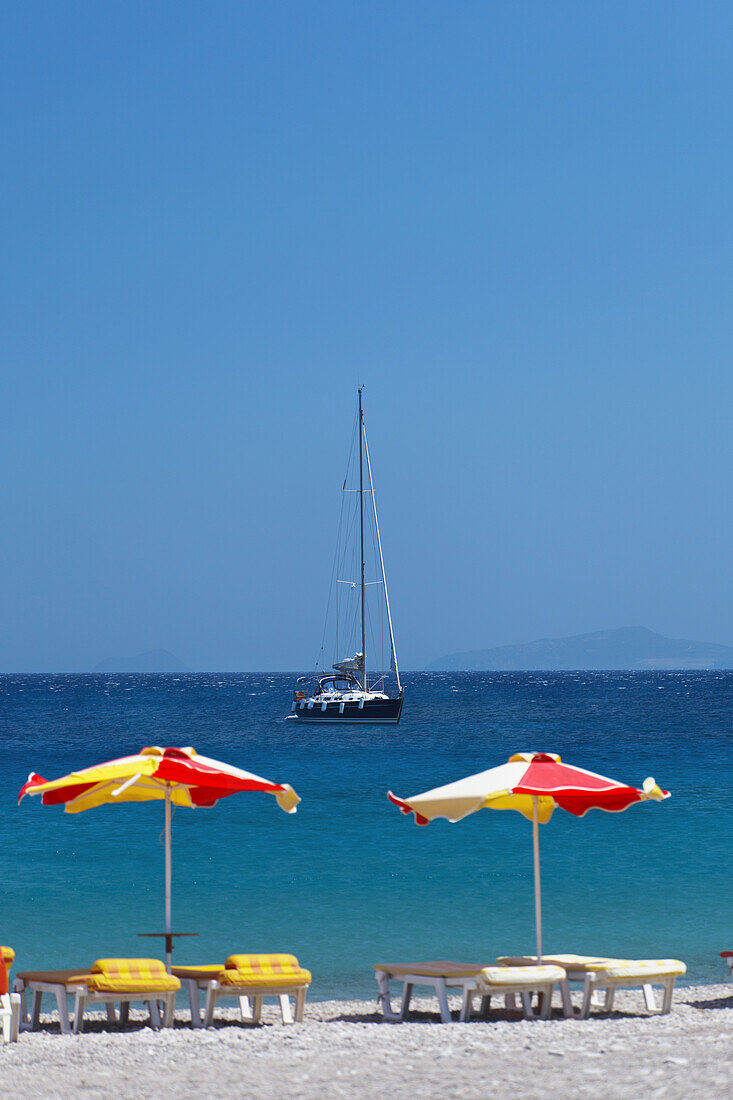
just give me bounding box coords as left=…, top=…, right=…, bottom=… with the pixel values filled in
left=586, top=959, right=686, bottom=980
left=1, top=946, right=15, bottom=966
left=497, top=955, right=624, bottom=972
left=373, top=961, right=486, bottom=979
left=478, top=965, right=566, bottom=987
left=172, top=965, right=226, bottom=981
left=87, top=958, right=181, bottom=993
left=220, top=954, right=311, bottom=987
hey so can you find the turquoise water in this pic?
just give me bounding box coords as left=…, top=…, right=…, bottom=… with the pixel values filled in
left=1, top=672, right=729, bottom=999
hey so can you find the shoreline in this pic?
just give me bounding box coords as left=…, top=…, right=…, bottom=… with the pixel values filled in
left=2, top=982, right=731, bottom=1098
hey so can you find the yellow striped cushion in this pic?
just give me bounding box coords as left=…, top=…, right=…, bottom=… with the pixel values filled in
left=588, top=959, right=686, bottom=979
left=221, top=953, right=311, bottom=988
left=497, top=955, right=621, bottom=971
left=172, top=965, right=226, bottom=981
left=479, top=965, right=566, bottom=987
left=87, top=958, right=181, bottom=993
left=1, top=946, right=15, bottom=966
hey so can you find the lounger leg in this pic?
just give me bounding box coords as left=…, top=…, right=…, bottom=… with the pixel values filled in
left=400, top=982, right=413, bottom=1021
left=7, top=994, right=20, bottom=1043
left=504, top=992, right=517, bottom=1012
left=31, top=990, right=42, bottom=1031
left=73, top=994, right=87, bottom=1034
left=162, top=994, right=174, bottom=1028
left=435, top=979, right=452, bottom=1024
left=252, top=996, right=262, bottom=1024
left=603, top=987, right=615, bottom=1013
left=203, top=984, right=218, bottom=1028
left=459, top=989, right=473, bottom=1022
left=375, top=971, right=400, bottom=1022
left=279, top=994, right=293, bottom=1024
left=539, top=985, right=553, bottom=1020
left=119, top=1002, right=130, bottom=1027
left=559, top=978, right=575, bottom=1019
left=105, top=1002, right=117, bottom=1024
left=54, top=989, right=71, bottom=1035
left=147, top=1000, right=161, bottom=1029
left=579, top=977, right=594, bottom=1020
left=294, top=987, right=306, bottom=1023
left=14, top=981, right=30, bottom=1031
left=642, top=983, right=657, bottom=1012
left=479, top=995, right=491, bottom=1019
left=184, top=979, right=203, bottom=1028
left=661, top=979, right=675, bottom=1014
left=238, top=995, right=253, bottom=1022
left=2, top=994, right=20, bottom=1044
left=520, top=991, right=536, bottom=1020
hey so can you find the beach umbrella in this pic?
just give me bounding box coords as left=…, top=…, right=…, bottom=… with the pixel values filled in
left=388, top=752, right=668, bottom=963
left=19, top=745, right=300, bottom=968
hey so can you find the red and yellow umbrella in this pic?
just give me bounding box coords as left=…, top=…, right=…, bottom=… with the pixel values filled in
left=19, top=745, right=300, bottom=967
left=389, top=752, right=668, bottom=961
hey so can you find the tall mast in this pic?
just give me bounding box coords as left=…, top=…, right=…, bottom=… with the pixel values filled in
left=358, top=387, right=367, bottom=691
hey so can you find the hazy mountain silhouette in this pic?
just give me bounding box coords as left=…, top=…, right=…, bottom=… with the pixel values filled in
left=92, top=649, right=189, bottom=673
left=428, top=626, right=733, bottom=671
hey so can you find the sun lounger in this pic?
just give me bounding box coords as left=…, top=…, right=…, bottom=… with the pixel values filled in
left=14, top=959, right=180, bottom=1034
left=1, top=946, right=21, bottom=1044
left=14, top=968, right=92, bottom=1034
left=373, top=962, right=488, bottom=1023
left=463, top=965, right=567, bottom=1021
left=496, top=955, right=686, bottom=1017
left=573, top=959, right=686, bottom=1017
left=172, top=954, right=311, bottom=1027
left=497, top=954, right=619, bottom=1017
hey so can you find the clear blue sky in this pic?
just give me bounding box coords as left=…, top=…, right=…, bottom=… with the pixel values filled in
left=2, top=1, right=732, bottom=671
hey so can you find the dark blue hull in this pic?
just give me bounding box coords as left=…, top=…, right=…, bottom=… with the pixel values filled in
left=290, top=695, right=403, bottom=724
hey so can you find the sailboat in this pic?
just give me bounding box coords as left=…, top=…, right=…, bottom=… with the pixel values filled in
left=290, top=388, right=404, bottom=723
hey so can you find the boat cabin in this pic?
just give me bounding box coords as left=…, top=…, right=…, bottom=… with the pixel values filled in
left=293, top=673, right=362, bottom=701
left=317, top=674, right=361, bottom=695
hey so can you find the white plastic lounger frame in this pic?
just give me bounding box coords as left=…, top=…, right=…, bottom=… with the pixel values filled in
left=462, top=966, right=567, bottom=1022
left=177, top=975, right=307, bottom=1028
left=0, top=990, right=21, bottom=1043
left=71, top=986, right=176, bottom=1032
left=15, top=976, right=83, bottom=1035
left=14, top=975, right=174, bottom=1034
left=494, top=955, right=682, bottom=1019
left=576, top=965, right=683, bottom=1018
left=375, top=969, right=480, bottom=1024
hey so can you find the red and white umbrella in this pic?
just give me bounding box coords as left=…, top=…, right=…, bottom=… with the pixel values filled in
left=389, top=752, right=669, bottom=961
left=19, top=745, right=300, bottom=967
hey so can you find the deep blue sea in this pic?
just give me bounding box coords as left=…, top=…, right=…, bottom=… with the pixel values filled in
left=1, top=671, right=730, bottom=999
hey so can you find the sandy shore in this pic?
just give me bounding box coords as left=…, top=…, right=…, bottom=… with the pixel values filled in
left=2, top=984, right=731, bottom=1099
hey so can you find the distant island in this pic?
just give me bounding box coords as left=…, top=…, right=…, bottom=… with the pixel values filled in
left=428, top=626, right=733, bottom=671
left=92, top=649, right=189, bottom=673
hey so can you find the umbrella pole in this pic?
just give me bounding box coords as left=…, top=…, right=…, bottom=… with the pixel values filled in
left=532, top=796, right=543, bottom=964
left=165, top=784, right=172, bottom=972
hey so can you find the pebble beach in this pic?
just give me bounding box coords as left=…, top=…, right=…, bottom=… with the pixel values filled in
left=2, top=985, right=732, bottom=1099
